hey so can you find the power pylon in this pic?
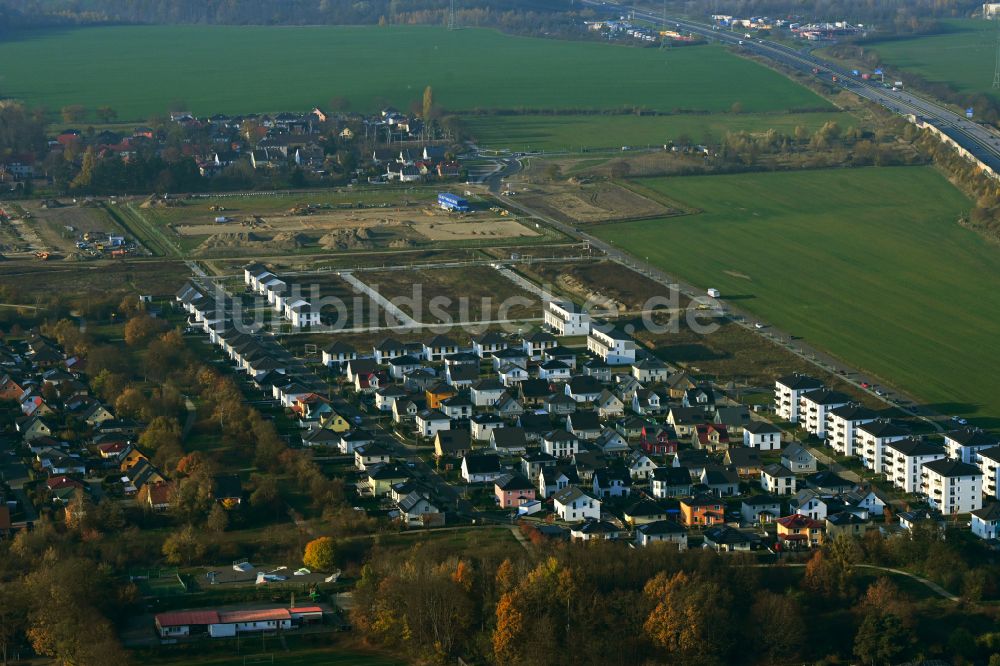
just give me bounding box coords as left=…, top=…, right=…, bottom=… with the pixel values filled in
left=447, top=0, right=457, bottom=30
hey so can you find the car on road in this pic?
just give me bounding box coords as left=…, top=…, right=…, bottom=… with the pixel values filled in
left=861, top=382, right=870, bottom=389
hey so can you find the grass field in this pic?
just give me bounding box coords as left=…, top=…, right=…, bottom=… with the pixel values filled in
left=0, top=25, right=830, bottom=119
left=464, top=110, right=853, bottom=151
left=590, top=166, right=1000, bottom=425
left=850, top=20, right=997, bottom=100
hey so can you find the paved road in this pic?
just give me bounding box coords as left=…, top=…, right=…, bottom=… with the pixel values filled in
left=596, top=1, right=1000, bottom=176
left=763, top=563, right=959, bottom=602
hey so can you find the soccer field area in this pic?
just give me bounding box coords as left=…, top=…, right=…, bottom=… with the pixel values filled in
left=0, top=25, right=831, bottom=120
left=591, top=166, right=1000, bottom=425
left=464, top=110, right=852, bottom=152
left=857, top=19, right=998, bottom=100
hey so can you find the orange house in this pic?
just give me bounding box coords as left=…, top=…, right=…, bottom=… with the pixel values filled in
left=777, top=514, right=825, bottom=548
left=679, top=494, right=725, bottom=527
left=0, top=375, right=24, bottom=401
left=425, top=383, right=457, bottom=410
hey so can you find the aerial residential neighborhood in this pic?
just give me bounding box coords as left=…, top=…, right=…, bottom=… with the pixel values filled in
left=3, top=0, right=1000, bottom=662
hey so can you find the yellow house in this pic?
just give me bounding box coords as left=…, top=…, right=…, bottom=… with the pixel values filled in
left=321, top=412, right=351, bottom=433
left=367, top=464, right=410, bottom=497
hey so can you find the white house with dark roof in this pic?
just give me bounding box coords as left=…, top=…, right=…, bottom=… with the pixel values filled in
left=461, top=453, right=504, bottom=484
left=826, top=404, right=877, bottom=456
left=321, top=341, right=357, bottom=368
left=415, top=409, right=451, bottom=438
left=761, top=464, right=798, bottom=495
left=780, top=443, right=817, bottom=474
left=884, top=438, right=946, bottom=494
left=743, top=421, right=781, bottom=451
left=552, top=486, right=601, bottom=522
left=373, top=338, right=406, bottom=363
left=472, top=331, right=508, bottom=358
left=774, top=374, right=823, bottom=423
left=635, top=520, right=688, bottom=549
left=741, top=495, right=782, bottom=525
left=971, top=503, right=1000, bottom=540
left=921, top=459, right=982, bottom=515
left=423, top=335, right=459, bottom=362
left=522, top=331, right=557, bottom=360
left=799, top=389, right=850, bottom=439
left=542, top=430, right=580, bottom=458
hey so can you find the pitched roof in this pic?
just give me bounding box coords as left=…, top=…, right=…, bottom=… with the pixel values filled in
left=463, top=453, right=502, bottom=474
left=972, top=503, right=1000, bottom=521
left=495, top=473, right=534, bottom=491
left=637, top=519, right=686, bottom=536
left=551, top=485, right=588, bottom=504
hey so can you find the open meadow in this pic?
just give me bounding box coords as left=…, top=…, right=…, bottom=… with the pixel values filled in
left=465, top=110, right=853, bottom=152
left=0, top=25, right=832, bottom=119
left=841, top=19, right=998, bottom=101
left=590, top=166, right=1000, bottom=425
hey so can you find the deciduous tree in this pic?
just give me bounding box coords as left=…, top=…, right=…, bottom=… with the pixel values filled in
left=303, top=536, right=337, bottom=571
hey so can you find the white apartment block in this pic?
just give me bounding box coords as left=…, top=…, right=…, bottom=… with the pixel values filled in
left=884, top=438, right=946, bottom=494
left=587, top=325, right=636, bottom=365
left=825, top=405, right=877, bottom=456
left=774, top=374, right=823, bottom=423
left=978, top=446, right=1000, bottom=500
left=857, top=420, right=911, bottom=474
left=921, top=459, right=983, bottom=515
left=544, top=299, right=591, bottom=336
left=944, top=429, right=1000, bottom=464
left=798, top=390, right=850, bottom=439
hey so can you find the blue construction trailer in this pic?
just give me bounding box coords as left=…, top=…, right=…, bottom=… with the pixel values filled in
left=438, top=192, right=471, bottom=212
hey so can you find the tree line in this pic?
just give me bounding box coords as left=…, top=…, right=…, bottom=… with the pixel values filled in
left=350, top=523, right=1000, bottom=665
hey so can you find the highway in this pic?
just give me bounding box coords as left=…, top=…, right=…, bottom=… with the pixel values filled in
left=589, top=1, right=1000, bottom=174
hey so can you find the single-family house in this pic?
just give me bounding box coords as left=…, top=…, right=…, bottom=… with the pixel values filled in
left=494, top=474, right=536, bottom=508
left=552, top=486, right=601, bottom=522
left=761, top=464, right=798, bottom=495
left=416, top=409, right=452, bottom=439
left=741, top=495, right=782, bottom=525
left=743, top=421, right=782, bottom=451
left=635, top=520, right=688, bottom=550
left=679, top=494, right=725, bottom=527
left=461, top=453, right=504, bottom=484
left=780, top=443, right=817, bottom=474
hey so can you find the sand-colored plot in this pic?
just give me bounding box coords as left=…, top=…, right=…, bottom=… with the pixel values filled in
left=516, top=181, right=678, bottom=225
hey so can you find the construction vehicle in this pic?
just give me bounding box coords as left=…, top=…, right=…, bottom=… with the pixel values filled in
left=34, top=251, right=50, bottom=260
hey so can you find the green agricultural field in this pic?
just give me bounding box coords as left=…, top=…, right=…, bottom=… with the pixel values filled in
left=591, top=166, right=1000, bottom=425
left=851, top=20, right=997, bottom=100
left=0, top=25, right=830, bottom=120
left=464, top=110, right=852, bottom=151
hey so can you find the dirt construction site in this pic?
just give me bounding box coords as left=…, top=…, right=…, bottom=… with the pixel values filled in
left=162, top=200, right=539, bottom=255
left=513, top=180, right=678, bottom=226
left=0, top=199, right=129, bottom=259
